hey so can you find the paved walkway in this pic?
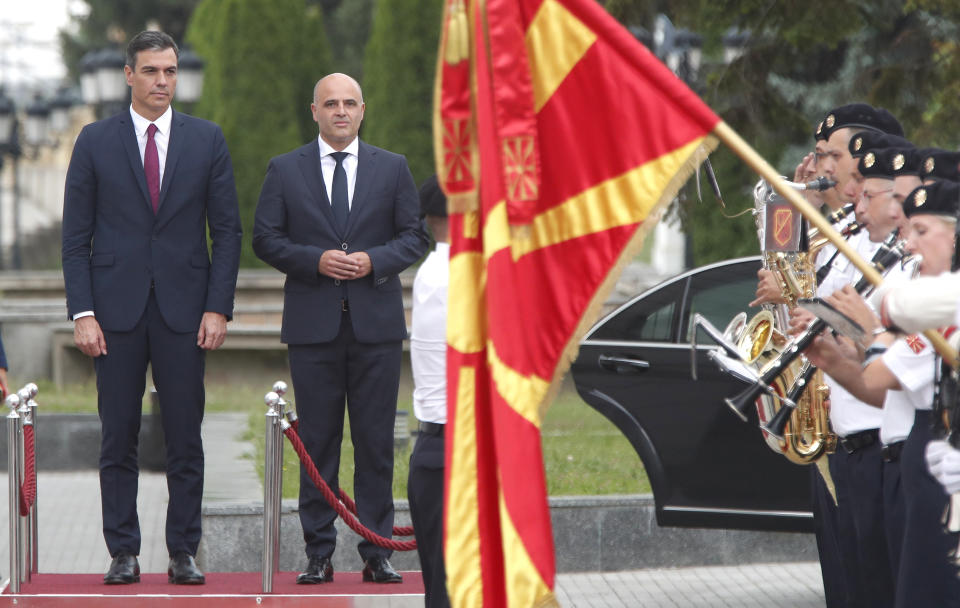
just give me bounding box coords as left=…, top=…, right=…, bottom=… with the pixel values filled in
left=1, top=413, right=827, bottom=606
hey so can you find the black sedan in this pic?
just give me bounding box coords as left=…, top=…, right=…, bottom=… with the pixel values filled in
left=571, top=256, right=815, bottom=533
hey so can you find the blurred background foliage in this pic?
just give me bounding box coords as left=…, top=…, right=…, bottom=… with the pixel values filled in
left=59, top=0, right=960, bottom=266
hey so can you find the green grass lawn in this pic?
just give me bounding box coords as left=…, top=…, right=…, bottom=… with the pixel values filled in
left=22, top=374, right=650, bottom=499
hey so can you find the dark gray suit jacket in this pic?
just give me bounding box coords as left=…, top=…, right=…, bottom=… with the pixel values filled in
left=252, top=140, right=427, bottom=344
left=62, top=110, right=242, bottom=333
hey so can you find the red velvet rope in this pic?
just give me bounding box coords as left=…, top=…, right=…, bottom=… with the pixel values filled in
left=283, top=426, right=417, bottom=551
left=289, top=414, right=415, bottom=537
left=19, top=424, right=36, bottom=516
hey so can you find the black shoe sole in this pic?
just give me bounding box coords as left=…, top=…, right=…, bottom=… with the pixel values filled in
left=362, top=573, right=403, bottom=583
left=296, top=575, right=333, bottom=584
left=168, top=576, right=205, bottom=585
left=104, top=575, right=140, bottom=585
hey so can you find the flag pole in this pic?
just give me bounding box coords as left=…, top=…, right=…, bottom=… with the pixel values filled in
left=712, top=121, right=960, bottom=368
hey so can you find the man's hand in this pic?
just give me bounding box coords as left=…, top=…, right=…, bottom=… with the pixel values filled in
left=793, top=152, right=823, bottom=206
left=805, top=332, right=860, bottom=372
left=318, top=250, right=361, bottom=280
left=749, top=268, right=787, bottom=307
left=74, top=316, right=107, bottom=357
left=345, top=252, right=371, bottom=278
left=197, top=312, right=228, bottom=350
left=787, top=307, right=816, bottom=337
left=827, top=285, right=880, bottom=347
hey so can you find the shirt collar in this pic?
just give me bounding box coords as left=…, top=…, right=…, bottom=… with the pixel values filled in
left=129, top=105, right=173, bottom=138
left=318, top=136, right=359, bottom=159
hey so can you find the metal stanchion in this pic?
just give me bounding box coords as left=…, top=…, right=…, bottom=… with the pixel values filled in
left=262, top=391, right=282, bottom=594
left=6, top=393, right=22, bottom=593
left=25, top=383, right=38, bottom=575
left=16, top=394, right=29, bottom=584
left=271, top=380, right=288, bottom=576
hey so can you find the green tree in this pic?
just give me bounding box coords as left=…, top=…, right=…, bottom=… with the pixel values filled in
left=606, top=0, right=960, bottom=265
left=188, top=0, right=332, bottom=266
left=362, top=0, right=444, bottom=184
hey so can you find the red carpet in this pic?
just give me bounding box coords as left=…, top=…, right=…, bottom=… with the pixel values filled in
left=1, top=572, right=424, bottom=607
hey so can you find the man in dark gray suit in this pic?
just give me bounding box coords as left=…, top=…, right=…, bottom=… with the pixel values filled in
left=62, top=30, right=242, bottom=586
left=253, top=73, right=427, bottom=585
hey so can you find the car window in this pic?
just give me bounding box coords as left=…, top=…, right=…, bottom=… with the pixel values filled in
left=684, top=261, right=759, bottom=344
left=590, top=281, right=683, bottom=342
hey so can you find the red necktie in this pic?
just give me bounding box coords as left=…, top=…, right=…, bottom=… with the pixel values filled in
left=145, top=123, right=159, bottom=214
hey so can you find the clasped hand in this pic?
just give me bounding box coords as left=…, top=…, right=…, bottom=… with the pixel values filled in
left=319, top=250, right=371, bottom=280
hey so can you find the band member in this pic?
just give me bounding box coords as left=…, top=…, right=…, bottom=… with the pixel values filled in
left=807, top=180, right=960, bottom=607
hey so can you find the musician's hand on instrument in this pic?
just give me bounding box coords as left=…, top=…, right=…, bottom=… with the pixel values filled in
left=827, top=285, right=880, bottom=347
left=787, top=307, right=816, bottom=336
left=749, top=269, right=787, bottom=307
left=794, top=153, right=823, bottom=205
left=927, top=439, right=952, bottom=481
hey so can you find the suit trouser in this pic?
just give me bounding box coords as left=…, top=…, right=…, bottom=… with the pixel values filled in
left=831, top=435, right=894, bottom=608
left=289, top=312, right=400, bottom=562
left=408, top=430, right=450, bottom=608
left=95, top=290, right=206, bottom=557
left=811, top=458, right=851, bottom=608
left=895, top=411, right=960, bottom=608
left=881, top=451, right=905, bottom=585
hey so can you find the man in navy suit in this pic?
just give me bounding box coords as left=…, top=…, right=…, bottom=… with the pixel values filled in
left=62, top=30, right=241, bottom=586
left=253, top=73, right=427, bottom=584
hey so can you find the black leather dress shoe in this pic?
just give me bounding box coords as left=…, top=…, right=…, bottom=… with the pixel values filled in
left=104, top=553, right=140, bottom=585
left=362, top=556, right=402, bottom=583
left=168, top=553, right=205, bottom=585
left=297, top=555, right=334, bottom=584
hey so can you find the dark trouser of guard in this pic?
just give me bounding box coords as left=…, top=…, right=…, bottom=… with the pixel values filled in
left=881, top=445, right=905, bottom=580
left=895, top=411, right=960, bottom=608
left=811, top=454, right=852, bottom=607
left=832, top=431, right=895, bottom=608
left=96, top=290, right=206, bottom=557
left=408, top=428, right=450, bottom=608
left=289, top=311, right=401, bottom=562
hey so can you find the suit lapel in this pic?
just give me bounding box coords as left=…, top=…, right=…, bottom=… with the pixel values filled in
left=158, top=110, right=185, bottom=213
left=297, top=142, right=339, bottom=233
left=118, top=114, right=152, bottom=212
left=345, top=141, right=377, bottom=237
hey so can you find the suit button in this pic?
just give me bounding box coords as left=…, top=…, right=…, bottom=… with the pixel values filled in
left=334, top=279, right=341, bottom=286
left=341, top=242, right=348, bottom=250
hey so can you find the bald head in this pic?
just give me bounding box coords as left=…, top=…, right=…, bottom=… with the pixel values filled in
left=311, top=73, right=365, bottom=150
left=313, top=73, right=363, bottom=105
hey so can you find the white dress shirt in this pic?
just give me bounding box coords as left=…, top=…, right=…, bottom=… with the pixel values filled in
left=411, top=242, right=450, bottom=424
left=317, top=136, right=359, bottom=209
left=130, top=105, right=173, bottom=186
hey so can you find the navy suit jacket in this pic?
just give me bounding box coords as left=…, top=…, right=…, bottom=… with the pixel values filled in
left=62, top=110, right=242, bottom=333
left=253, top=140, right=427, bottom=344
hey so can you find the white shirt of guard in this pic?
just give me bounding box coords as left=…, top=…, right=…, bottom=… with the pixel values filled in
left=817, top=227, right=884, bottom=436
left=411, top=242, right=450, bottom=425
left=882, top=333, right=936, bottom=413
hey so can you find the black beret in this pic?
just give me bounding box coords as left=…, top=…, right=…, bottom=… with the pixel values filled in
left=917, top=148, right=960, bottom=183
left=858, top=147, right=919, bottom=180
left=848, top=130, right=912, bottom=158
left=903, top=180, right=960, bottom=219
left=816, top=103, right=904, bottom=142
left=418, top=174, right=448, bottom=218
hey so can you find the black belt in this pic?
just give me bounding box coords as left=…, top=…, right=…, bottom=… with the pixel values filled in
left=839, top=428, right=879, bottom=454
left=418, top=421, right=445, bottom=436
left=882, top=440, right=905, bottom=463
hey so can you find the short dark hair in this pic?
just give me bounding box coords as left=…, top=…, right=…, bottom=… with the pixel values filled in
left=126, top=31, right=179, bottom=70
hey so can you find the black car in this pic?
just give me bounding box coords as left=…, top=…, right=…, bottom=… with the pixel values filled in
left=571, top=256, right=815, bottom=533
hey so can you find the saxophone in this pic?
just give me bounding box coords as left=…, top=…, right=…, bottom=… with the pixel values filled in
left=703, top=179, right=852, bottom=464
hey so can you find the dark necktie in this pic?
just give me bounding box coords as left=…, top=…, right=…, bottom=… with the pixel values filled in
left=145, top=123, right=160, bottom=214
left=330, top=151, right=349, bottom=233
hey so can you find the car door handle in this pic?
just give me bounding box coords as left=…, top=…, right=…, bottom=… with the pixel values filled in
left=598, top=354, right=650, bottom=374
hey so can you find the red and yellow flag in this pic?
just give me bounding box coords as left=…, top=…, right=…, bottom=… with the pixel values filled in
left=434, top=0, right=720, bottom=605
